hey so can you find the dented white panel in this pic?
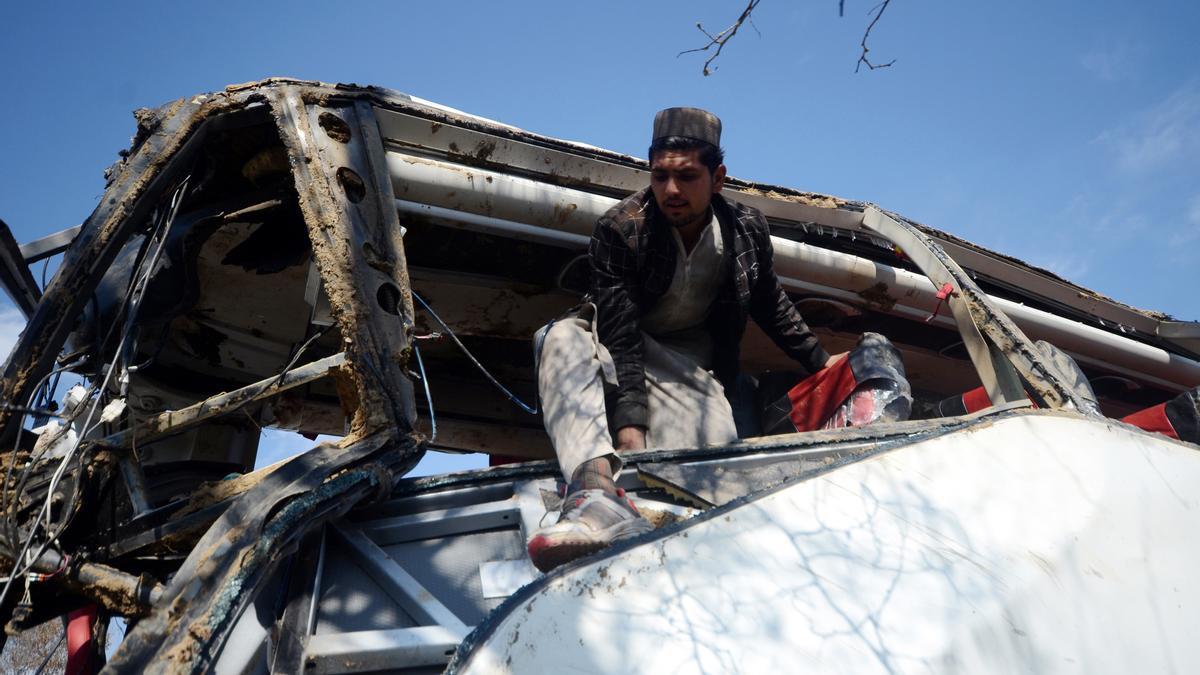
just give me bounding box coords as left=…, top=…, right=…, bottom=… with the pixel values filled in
left=455, top=413, right=1200, bottom=674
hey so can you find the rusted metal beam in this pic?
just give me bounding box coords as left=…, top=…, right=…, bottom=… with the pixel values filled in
left=18, top=224, right=82, bottom=264
left=101, top=352, right=346, bottom=451
left=0, top=218, right=41, bottom=318
left=105, top=82, right=429, bottom=674
left=268, top=90, right=418, bottom=438
left=4, top=546, right=164, bottom=618
left=105, top=432, right=408, bottom=673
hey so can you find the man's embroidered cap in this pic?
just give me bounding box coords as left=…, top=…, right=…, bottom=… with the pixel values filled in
left=653, top=107, right=722, bottom=147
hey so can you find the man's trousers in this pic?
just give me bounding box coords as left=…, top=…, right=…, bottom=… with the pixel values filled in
left=536, top=305, right=738, bottom=482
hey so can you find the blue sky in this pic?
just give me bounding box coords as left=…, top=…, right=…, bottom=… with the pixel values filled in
left=2, top=1, right=1197, bottom=474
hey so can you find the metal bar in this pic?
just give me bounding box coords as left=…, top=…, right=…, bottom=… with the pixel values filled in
left=307, top=527, right=327, bottom=636
left=328, top=521, right=468, bottom=631
left=274, top=91, right=418, bottom=438
left=271, top=532, right=326, bottom=674
left=1159, top=321, right=1200, bottom=338
left=12, top=547, right=165, bottom=616
left=357, top=499, right=521, bottom=546
left=101, top=352, right=345, bottom=449
left=302, top=626, right=466, bottom=674
left=103, top=500, right=229, bottom=559
left=0, top=217, right=41, bottom=318
left=861, top=206, right=1087, bottom=411
left=19, top=225, right=82, bottom=264
left=386, top=152, right=608, bottom=241
left=354, top=481, right=516, bottom=520
left=395, top=198, right=588, bottom=248
left=860, top=206, right=1025, bottom=405
left=116, top=453, right=153, bottom=517
left=212, top=589, right=271, bottom=675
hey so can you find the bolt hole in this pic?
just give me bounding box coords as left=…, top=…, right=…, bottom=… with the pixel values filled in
left=376, top=282, right=402, bottom=315
left=337, top=167, right=366, bottom=203
left=318, top=112, right=352, bottom=143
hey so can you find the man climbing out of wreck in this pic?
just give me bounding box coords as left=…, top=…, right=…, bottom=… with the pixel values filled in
left=526, top=108, right=911, bottom=572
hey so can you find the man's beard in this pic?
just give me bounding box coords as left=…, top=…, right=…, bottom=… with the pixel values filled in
left=663, top=205, right=710, bottom=229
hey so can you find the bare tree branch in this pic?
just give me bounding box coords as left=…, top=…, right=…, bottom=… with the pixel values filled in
left=855, top=0, right=896, bottom=72
left=678, top=0, right=762, bottom=77
left=681, top=1, right=896, bottom=76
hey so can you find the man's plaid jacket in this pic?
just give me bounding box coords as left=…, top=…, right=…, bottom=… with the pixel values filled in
left=589, top=187, right=830, bottom=431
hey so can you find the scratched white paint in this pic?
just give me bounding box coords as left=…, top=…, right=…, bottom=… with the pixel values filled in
left=457, top=413, right=1200, bottom=674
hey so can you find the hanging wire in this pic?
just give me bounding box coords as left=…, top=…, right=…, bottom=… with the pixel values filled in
left=1, top=194, right=172, bottom=555
left=0, top=177, right=191, bottom=610
left=273, top=324, right=334, bottom=387
left=412, top=343, right=437, bottom=442
left=0, top=405, right=65, bottom=420
left=1, top=358, right=85, bottom=539
left=411, top=290, right=538, bottom=415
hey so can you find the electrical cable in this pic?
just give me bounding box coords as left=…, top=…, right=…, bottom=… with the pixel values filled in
left=0, top=178, right=190, bottom=611
left=274, top=324, right=334, bottom=388
left=0, top=405, right=64, bottom=420
left=3, top=206, right=164, bottom=534
left=1, top=192, right=173, bottom=563
left=1, top=360, right=84, bottom=548
left=411, top=290, right=538, bottom=415
left=39, top=257, right=50, bottom=293
left=412, top=343, right=436, bottom=442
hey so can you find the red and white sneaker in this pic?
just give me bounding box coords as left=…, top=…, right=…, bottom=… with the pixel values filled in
left=527, top=488, right=653, bottom=573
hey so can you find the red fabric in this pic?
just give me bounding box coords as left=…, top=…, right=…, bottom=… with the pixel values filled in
left=66, top=605, right=97, bottom=675
left=1122, top=403, right=1178, bottom=440
left=961, top=386, right=993, bottom=413
left=786, top=358, right=859, bottom=432
left=959, top=386, right=1043, bottom=413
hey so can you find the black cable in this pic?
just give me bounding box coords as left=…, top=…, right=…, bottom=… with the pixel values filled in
left=411, top=291, right=537, bottom=415
left=274, top=324, right=334, bottom=388
left=1, top=361, right=80, bottom=539
left=39, top=257, right=50, bottom=293
left=0, top=178, right=191, bottom=607
left=412, top=343, right=436, bottom=441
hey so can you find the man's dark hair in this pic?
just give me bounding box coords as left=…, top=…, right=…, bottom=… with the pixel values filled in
left=648, top=136, right=725, bottom=175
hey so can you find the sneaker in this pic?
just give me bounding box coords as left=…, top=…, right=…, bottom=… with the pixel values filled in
left=527, top=488, right=653, bottom=572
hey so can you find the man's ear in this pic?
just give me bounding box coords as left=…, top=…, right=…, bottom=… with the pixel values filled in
left=712, top=164, right=727, bottom=194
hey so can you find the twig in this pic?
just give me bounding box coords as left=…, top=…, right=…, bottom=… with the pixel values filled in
left=678, top=0, right=762, bottom=76
left=856, top=0, right=896, bottom=72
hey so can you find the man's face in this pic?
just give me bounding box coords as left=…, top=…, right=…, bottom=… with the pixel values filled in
left=650, top=150, right=727, bottom=229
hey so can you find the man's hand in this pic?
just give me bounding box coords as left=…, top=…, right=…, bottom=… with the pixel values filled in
left=615, top=426, right=646, bottom=451
left=824, top=352, right=849, bottom=369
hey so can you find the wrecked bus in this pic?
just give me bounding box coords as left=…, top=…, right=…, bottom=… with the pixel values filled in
left=0, top=78, right=1198, bottom=673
